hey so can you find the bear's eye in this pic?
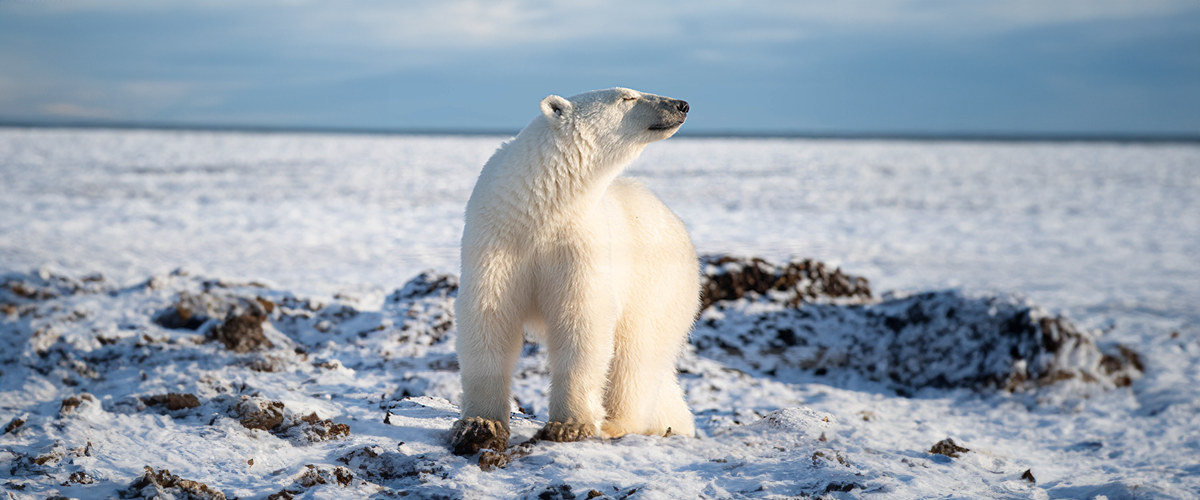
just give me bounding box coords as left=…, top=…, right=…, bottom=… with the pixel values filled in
left=622, top=97, right=637, bottom=102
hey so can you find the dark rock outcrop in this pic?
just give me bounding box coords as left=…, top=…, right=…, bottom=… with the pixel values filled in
left=693, top=256, right=1141, bottom=392
left=699, top=255, right=871, bottom=310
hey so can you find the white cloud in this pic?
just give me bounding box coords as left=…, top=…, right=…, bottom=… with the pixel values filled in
left=2, top=0, right=1195, bottom=130
left=278, top=0, right=1199, bottom=49
left=9, top=0, right=1191, bottom=73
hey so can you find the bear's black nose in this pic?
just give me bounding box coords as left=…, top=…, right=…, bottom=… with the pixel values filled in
left=675, top=100, right=689, bottom=114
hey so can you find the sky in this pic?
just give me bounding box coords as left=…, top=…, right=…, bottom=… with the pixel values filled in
left=1, top=0, right=1198, bottom=136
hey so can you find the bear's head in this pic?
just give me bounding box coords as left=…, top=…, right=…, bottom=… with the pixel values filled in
left=538, top=88, right=689, bottom=150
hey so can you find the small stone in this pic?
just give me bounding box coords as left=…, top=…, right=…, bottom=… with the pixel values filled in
left=929, top=438, right=970, bottom=458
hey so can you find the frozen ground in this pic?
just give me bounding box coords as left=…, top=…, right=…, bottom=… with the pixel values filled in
left=1, top=128, right=1198, bottom=499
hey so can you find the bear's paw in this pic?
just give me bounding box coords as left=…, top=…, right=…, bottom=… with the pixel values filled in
left=534, top=421, right=597, bottom=443
left=450, top=417, right=509, bottom=456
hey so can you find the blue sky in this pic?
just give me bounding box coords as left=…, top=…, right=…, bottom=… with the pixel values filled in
left=1, top=0, right=1198, bottom=135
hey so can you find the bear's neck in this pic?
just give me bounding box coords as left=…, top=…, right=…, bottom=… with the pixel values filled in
left=489, top=130, right=644, bottom=230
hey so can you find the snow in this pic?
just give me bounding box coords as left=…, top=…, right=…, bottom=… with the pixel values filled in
left=1, top=127, right=1199, bottom=499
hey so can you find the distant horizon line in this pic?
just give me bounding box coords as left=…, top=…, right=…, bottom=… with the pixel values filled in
left=2, top=119, right=1198, bottom=144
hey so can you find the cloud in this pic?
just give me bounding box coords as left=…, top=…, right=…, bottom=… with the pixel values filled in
left=18, top=0, right=1195, bottom=55
left=1, top=0, right=1196, bottom=132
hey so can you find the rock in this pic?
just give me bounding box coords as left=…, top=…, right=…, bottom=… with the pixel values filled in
left=208, top=303, right=272, bottom=353
left=153, top=292, right=216, bottom=330
left=699, top=254, right=872, bottom=310
left=479, top=439, right=536, bottom=472
left=235, top=399, right=286, bottom=431
left=153, top=291, right=273, bottom=353
left=68, top=471, right=95, bottom=484
left=121, top=466, right=226, bottom=500
left=263, top=464, right=358, bottom=500
left=338, top=446, right=441, bottom=485
left=288, top=412, right=351, bottom=443
left=388, top=271, right=458, bottom=301
left=692, top=260, right=1142, bottom=392
left=929, top=438, right=970, bottom=458
left=59, top=394, right=95, bottom=417
left=143, top=393, right=201, bottom=411
left=3, top=417, right=24, bottom=434
left=0, top=270, right=110, bottom=305
left=226, top=397, right=351, bottom=443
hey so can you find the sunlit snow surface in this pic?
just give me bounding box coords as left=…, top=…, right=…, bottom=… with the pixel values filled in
left=1, top=128, right=1198, bottom=499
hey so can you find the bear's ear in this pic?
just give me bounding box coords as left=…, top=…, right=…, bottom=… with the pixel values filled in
left=539, top=95, right=573, bottom=123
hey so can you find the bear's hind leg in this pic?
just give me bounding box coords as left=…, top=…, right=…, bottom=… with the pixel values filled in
left=651, top=375, right=695, bottom=438
left=603, top=292, right=696, bottom=437
left=602, top=338, right=690, bottom=437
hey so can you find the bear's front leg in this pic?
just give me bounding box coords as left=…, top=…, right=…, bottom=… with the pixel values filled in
left=537, top=275, right=617, bottom=442
left=452, top=282, right=525, bottom=455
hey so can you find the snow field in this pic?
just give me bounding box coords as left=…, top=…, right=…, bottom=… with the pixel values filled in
left=1, top=128, right=1198, bottom=499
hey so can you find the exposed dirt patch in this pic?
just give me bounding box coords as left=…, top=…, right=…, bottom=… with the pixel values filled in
left=1099, top=345, right=1143, bottom=388
left=152, top=291, right=232, bottom=330
left=479, top=439, right=536, bottom=471
left=3, top=417, right=24, bottom=434
left=536, top=484, right=577, bottom=500
left=236, top=399, right=286, bottom=431
left=824, top=482, right=862, bottom=493
left=59, top=393, right=95, bottom=417
left=294, top=412, right=351, bottom=442
left=2, top=281, right=52, bottom=300
left=693, top=260, right=1145, bottom=393
left=1023, top=316, right=1144, bottom=390
left=0, top=271, right=102, bottom=303
left=1, top=302, right=21, bottom=317
left=121, top=466, right=226, bottom=500
left=812, top=451, right=850, bottom=467
left=154, top=293, right=209, bottom=330
left=7, top=444, right=67, bottom=476
left=143, top=393, right=201, bottom=411
left=209, top=307, right=271, bottom=353
left=246, top=356, right=291, bottom=373
left=33, top=448, right=63, bottom=466
left=228, top=397, right=351, bottom=443
left=929, top=438, right=970, bottom=458
left=153, top=291, right=273, bottom=353
left=68, top=471, right=95, bottom=484
left=297, top=464, right=354, bottom=487
left=338, top=445, right=442, bottom=486
left=267, top=464, right=355, bottom=499
left=699, top=254, right=872, bottom=309
left=255, top=296, right=275, bottom=314
left=389, top=271, right=458, bottom=301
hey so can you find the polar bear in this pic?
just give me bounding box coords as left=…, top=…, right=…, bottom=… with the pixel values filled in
left=450, top=88, right=699, bottom=455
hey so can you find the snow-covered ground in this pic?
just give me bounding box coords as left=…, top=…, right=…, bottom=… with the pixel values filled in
left=1, top=128, right=1198, bottom=499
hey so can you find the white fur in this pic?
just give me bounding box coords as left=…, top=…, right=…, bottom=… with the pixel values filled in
left=455, top=88, right=699, bottom=438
